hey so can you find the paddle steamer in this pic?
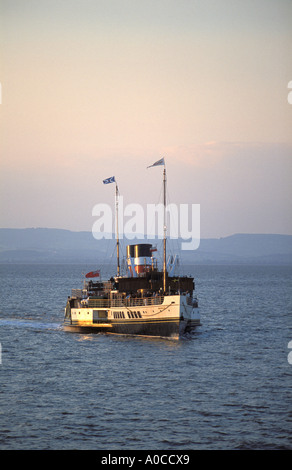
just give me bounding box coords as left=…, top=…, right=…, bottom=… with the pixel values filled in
left=64, top=160, right=200, bottom=338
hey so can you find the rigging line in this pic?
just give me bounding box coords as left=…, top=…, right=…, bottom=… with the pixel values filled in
left=146, top=177, right=164, bottom=242
left=117, top=300, right=175, bottom=317
left=118, top=237, right=128, bottom=276
left=97, top=240, right=118, bottom=280
left=141, top=302, right=176, bottom=317
left=166, top=185, right=184, bottom=276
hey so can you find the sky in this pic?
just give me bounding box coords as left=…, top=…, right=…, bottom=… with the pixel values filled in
left=0, top=0, right=292, bottom=239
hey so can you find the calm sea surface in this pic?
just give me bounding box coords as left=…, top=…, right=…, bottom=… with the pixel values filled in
left=0, top=264, right=291, bottom=450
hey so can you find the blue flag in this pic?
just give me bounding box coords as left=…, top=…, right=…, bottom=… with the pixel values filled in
left=103, top=176, right=115, bottom=184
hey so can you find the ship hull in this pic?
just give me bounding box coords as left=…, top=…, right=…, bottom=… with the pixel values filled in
left=64, top=319, right=181, bottom=338
left=64, top=294, right=200, bottom=339
left=63, top=318, right=200, bottom=339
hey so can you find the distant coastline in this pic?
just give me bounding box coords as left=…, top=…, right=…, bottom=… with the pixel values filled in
left=0, top=228, right=291, bottom=265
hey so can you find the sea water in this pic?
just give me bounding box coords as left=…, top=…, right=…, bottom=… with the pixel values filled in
left=0, top=264, right=291, bottom=450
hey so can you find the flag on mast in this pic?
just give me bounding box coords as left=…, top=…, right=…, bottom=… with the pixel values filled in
left=85, top=270, right=100, bottom=278
left=103, top=176, right=116, bottom=184
left=147, top=157, right=165, bottom=168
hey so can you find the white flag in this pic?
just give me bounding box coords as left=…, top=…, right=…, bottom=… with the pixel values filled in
left=147, top=157, right=165, bottom=168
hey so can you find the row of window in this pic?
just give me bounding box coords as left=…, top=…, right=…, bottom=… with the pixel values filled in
left=75, top=310, right=143, bottom=319
left=113, top=310, right=142, bottom=319
left=128, top=311, right=142, bottom=319
left=113, top=311, right=125, bottom=319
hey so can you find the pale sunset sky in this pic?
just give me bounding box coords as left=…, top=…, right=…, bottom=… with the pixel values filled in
left=0, top=0, right=291, bottom=238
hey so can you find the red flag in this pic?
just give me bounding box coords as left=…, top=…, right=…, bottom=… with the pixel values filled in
left=85, top=270, right=100, bottom=278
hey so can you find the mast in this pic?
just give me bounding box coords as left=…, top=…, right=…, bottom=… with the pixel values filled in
left=146, top=157, right=166, bottom=290
left=115, top=181, right=120, bottom=276
left=163, top=166, right=167, bottom=292
left=103, top=175, right=120, bottom=276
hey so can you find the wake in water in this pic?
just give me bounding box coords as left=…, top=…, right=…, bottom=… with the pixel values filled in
left=0, top=318, right=62, bottom=331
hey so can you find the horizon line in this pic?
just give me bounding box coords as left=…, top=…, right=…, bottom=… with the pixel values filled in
left=0, top=227, right=292, bottom=240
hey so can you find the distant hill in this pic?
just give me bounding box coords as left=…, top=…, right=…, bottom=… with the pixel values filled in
left=0, top=228, right=291, bottom=265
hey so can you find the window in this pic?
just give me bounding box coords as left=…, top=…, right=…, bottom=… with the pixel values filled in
left=114, top=311, right=125, bottom=319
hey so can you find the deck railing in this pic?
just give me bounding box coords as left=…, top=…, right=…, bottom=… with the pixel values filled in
left=88, top=296, right=164, bottom=308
